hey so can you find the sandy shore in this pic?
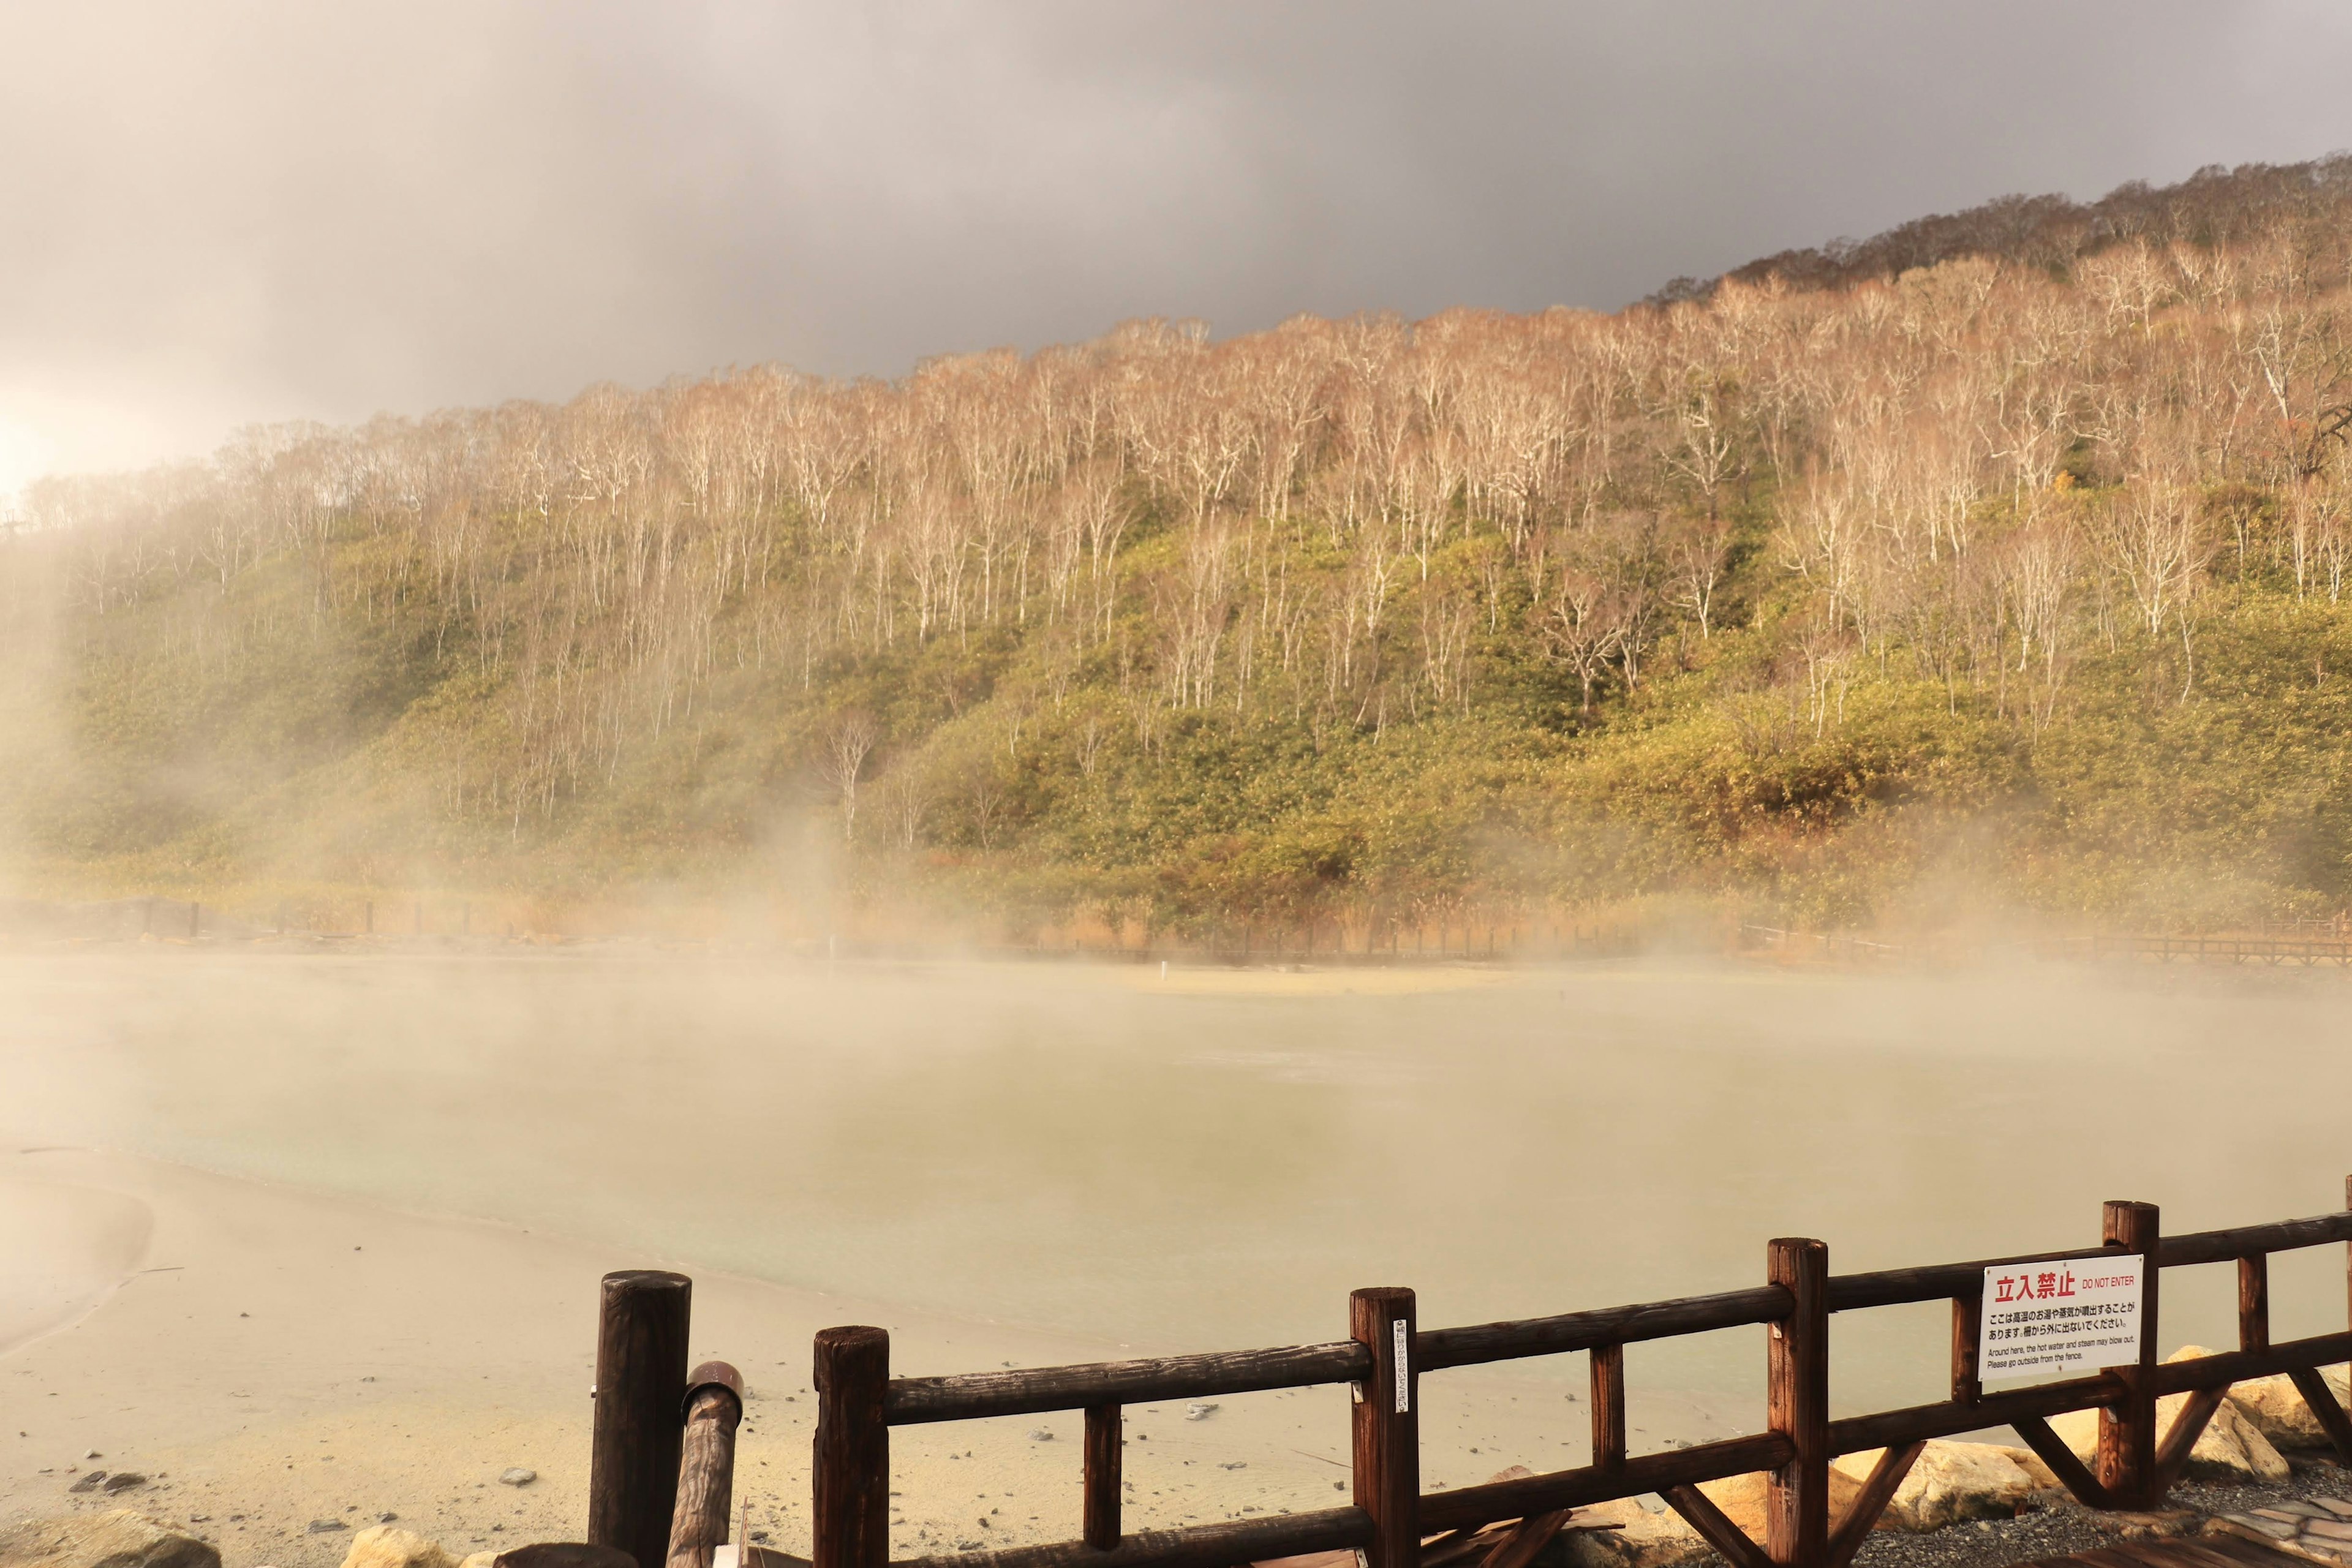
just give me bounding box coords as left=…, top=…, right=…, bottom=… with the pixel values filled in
left=0, top=1145, right=1709, bottom=1568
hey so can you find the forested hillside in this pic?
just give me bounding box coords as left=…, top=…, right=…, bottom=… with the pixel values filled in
left=8, top=159, right=2352, bottom=934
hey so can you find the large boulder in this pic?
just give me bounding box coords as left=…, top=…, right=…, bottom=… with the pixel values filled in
left=2046, top=1352, right=2291, bottom=1485
left=1830, top=1441, right=2043, bottom=1532
left=338, top=1528, right=458, bottom=1568
left=1559, top=1499, right=1706, bottom=1568
left=0, top=1512, right=219, bottom=1568
left=2227, top=1365, right=2351, bottom=1450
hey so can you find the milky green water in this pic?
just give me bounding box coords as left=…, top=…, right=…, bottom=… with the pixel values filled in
left=2, top=950, right=2345, bottom=1420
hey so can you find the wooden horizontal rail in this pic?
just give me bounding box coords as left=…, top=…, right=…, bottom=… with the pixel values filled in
left=1415, top=1286, right=1792, bottom=1370
left=1823, top=1371, right=2126, bottom=1455
left=1825, top=1248, right=2117, bottom=1312
left=2157, top=1213, right=2352, bottom=1267
left=888, top=1505, right=1373, bottom=1568
left=2149, top=1332, right=2352, bottom=1395
left=1822, top=1209, right=2352, bottom=1313
left=884, top=1341, right=1370, bottom=1425
left=1417, top=1431, right=1795, bottom=1532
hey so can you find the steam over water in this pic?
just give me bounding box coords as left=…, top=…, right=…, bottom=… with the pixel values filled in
left=2, top=951, right=2345, bottom=1420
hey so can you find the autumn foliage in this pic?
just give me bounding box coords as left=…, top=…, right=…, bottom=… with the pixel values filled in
left=8, top=159, right=2352, bottom=932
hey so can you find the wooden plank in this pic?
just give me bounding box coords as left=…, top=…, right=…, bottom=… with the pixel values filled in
left=1589, top=1345, right=1626, bottom=1472
left=1822, top=1440, right=1924, bottom=1568
left=590, top=1271, right=694, bottom=1568
left=1417, top=1287, right=1792, bottom=1370
left=1082, top=1403, right=1121, bottom=1550
left=814, top=1326, right=891, bottom=1568
left=886, top=1343, right=1370, bottom=1424
left=1659, top=1485, right=1770, bottom=1568
left=1765, top=1238, right=1829, bottom=1568
left=1475, top=1511, right=1569, bottom=1568
left=2098, top=1200, right=2161, bottom=1510
left=1353, top=1287, right=1420, bottom=1568
left=2009, top=1414, right=2113, bottom=1509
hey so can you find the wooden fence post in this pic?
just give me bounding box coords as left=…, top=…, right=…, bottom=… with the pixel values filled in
left=1589, top=1343, right=1626, bottom=1471
left=1083, top=1403, right=1122, bottom=1550
left=813, top=1325, right=890, bottom=1568
left=590, top=1270, right=693, bottom=1568
left=1351, top=1287, right=1419, bottom=1568
left=2097, top=1200, right=2160, bottom=1508
left=668, top=1361, right=744, bottom=1568
left=1765, top=1238, right=1828, bottom=1568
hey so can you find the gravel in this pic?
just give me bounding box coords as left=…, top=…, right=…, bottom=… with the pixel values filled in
left=1849, top=1457, right=2352, bottom=1568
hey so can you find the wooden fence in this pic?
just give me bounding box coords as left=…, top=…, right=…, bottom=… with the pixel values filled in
left=776, top=1186, right=2352, bottom=1568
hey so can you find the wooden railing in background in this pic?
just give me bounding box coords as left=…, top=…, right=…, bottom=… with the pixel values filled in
left=804, top=1183, right=2352, bottom=1568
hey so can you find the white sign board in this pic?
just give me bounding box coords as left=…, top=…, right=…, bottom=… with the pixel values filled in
left=1980, top=1257, right=2143, bottom=1381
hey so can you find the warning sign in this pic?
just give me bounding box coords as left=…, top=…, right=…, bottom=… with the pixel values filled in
left=1980, top=1257, right=2143, bottom=1381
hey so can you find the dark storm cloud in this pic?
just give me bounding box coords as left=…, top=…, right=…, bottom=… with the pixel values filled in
left=2, top=1, right=2349, bottom=488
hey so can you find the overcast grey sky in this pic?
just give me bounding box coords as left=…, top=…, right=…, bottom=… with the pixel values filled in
left=3, top=2, right=2351, bottom=497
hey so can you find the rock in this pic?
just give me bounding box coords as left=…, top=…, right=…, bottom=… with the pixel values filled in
left=0, top=1510, right=221, bottom=1568
left=1562, top=1472, right=1864, bottom=1568
left=309, top=1522, right=351, bottom=1534
left=497, top=1469, right=536, bottom=1488
left=1691, top=1470, right=1864, bottom=1540
left=2047, top=1374, right=2291, bottom=1484
left=66, top=1475, right=105, bottom=1496
left=1830, top=1441, right=2041, bottom=1531
left=1988, top=1446, right=2060, bottom=1489
left=1183, top=1404, right=1216, bottom=1421
left=2227, top=1363, right=2351, bottom=1450
left=337, top=1527, right=458, bottom=1568
left=1559, top=1497, right=1708, bottom=1568
left=1025, top=1430, right=1053, bottom=1442
left=101, top=1476, right=146, bottom=1494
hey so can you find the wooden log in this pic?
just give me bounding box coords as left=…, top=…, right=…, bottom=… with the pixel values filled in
left=886, top=1342, right=1368, bottom=1425
left=2152, top=1386, right=2227, bottom=1495
left=1765, top=1238, right=1828, bottom=1568
left=2239, top=1254, right=2269, bottom=1353
left=1824, top=1372, right=2126, bottom=1458
left=1416, top=1286, right=1790, bottom=1370
left=815, top=1326, right=891, bottom=1568
left=667, top=1362, right=745, bottom=1568
left=1417, top=1433, right=1795, bottom=1534
left=1823, top=1440, right=1924, bottom=1568
left=2096, top=1200, right=2160, bottom=1510
left=1659, top=1486, right=1768, bottom=1568
left=590, top=1271, right=694, bottom=1568
left=2142, top=1332, right=2352, bottom=1394
left=1083, top=1403, right=1121, bottom=1551
left=1588, top=1344, right=1625, bottom=1471
left=2155, top=1210, right=2352, bottom=1266
left=2289, top=1367, right=2352, bottom=1468
left=1826, top=1248, right=2116, bottom=1313
left=2008, top=1415, right=2113, bottom=1509
left=1352, top=1288, right=1419, bottom=1568
left=888, top=1506, right=1372, bottom=1568
left=496, top=1547, right=640, bottom=1568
